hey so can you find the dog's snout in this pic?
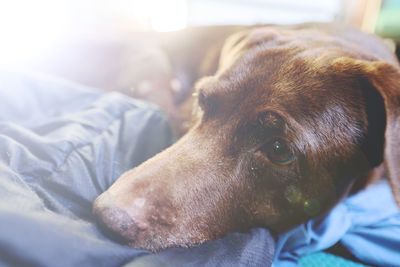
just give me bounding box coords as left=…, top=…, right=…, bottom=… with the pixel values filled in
left=93, top=193, right=148, bottom=241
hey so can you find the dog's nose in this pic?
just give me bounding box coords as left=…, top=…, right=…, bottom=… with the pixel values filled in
left=93, top=192, right=148, bottom=241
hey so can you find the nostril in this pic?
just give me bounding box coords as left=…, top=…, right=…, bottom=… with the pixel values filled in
left=93, top=193, right=148, bottom=241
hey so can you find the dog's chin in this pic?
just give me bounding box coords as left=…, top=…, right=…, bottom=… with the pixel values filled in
left=125, top=232, right=211, bottom=252
left=127, top=238, right=203, bottom=253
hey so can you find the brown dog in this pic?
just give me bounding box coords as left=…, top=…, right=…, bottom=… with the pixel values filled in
left=93, top=23, right=400, bottom=252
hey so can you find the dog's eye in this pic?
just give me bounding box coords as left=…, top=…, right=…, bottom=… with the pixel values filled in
left=262, top=138, right=295, bottom=165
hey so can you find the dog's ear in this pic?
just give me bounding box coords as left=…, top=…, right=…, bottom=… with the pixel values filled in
left=334, top=58, right=400, bottom=206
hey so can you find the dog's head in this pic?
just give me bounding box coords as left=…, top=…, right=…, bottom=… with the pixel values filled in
left=93, top=27, right=400, bottom=251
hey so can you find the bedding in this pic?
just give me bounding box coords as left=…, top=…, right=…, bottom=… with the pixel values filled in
left=274, top=179, right=400, bottom=267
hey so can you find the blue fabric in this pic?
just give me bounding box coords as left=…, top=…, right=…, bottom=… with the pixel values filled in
left=274, top=180, right=400, bottom=267
left=0, top=70, right=276, bottom=267
left=299, top=252, right=367, bottom=267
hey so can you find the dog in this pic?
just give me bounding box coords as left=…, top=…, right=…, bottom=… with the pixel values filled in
left=93, top=23, right=400, bottom=252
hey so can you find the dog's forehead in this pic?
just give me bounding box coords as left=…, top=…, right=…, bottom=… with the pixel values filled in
left=208, top=42, right=343, bottom=117
left=198, top=30, right=366, bottom=159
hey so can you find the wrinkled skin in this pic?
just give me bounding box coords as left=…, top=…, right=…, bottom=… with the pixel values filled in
left=93, top=24, right=400, bottom=251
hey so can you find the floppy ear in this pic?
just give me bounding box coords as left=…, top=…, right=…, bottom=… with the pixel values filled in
left=333, top=58, right=400, bottom=206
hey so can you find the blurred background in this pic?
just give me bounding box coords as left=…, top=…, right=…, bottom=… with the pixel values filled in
left=0, top=0, right=398, bottom=91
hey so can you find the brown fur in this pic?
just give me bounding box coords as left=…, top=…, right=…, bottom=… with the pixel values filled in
left=93, top=23, right=400, bottom=251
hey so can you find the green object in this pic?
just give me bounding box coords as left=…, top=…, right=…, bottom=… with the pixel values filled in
left=375, top=0, right=400, bottom=39
left=303, top=198, right=320, bottom=216
left=299, top=252, right=369, bottom=267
